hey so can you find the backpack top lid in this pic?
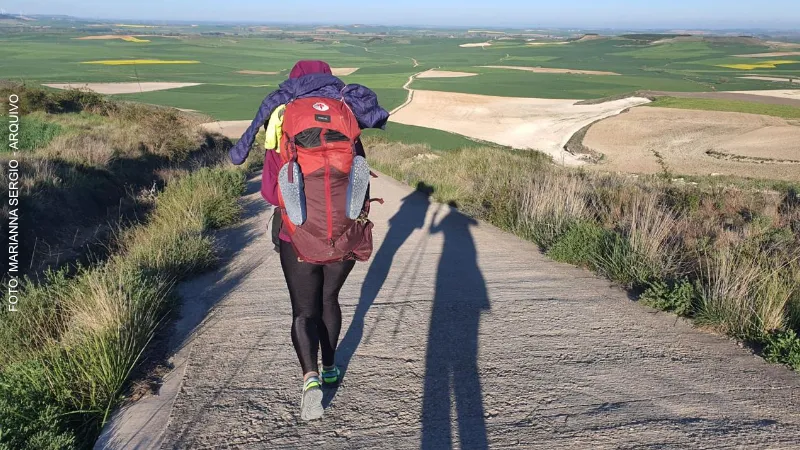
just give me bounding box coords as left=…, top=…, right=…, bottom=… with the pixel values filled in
left=282, top=97, right=361, bottom=145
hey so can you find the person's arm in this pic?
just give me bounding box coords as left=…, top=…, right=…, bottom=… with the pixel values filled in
left=341, top=84, right=389, bottom=130
left=355, top=137, right=366, bottom=157
left=259, top=150, right=272, bottom=204
left=260, top=150, right=282, bottom=206
left=229, top=90, right=288, bottom=165
left=428, top=204, right=445, bottom=233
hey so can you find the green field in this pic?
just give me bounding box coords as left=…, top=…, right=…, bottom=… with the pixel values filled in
left=0, top=24, right=798, bottom=121
left=648, top=96, right=800, bottom=119
left=364, top=122, right=501, bottom=151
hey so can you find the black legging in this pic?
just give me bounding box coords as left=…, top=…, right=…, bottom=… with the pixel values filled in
left=279, top=240, right=356, bottom=375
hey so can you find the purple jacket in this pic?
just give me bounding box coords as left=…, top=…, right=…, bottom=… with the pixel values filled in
left=229, top=73, right=389, bottom=165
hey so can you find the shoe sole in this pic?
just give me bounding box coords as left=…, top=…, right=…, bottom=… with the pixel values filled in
left=300, top=386, right=324, bottom=421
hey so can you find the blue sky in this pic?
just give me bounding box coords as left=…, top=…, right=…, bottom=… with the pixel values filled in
left=1, top=0, right=798, bottom=29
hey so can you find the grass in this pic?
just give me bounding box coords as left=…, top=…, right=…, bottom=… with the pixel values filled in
left=410, top=72, right=720, bottom=99
left=0, top=82, right=255, bottom=449
left=612, top=41, right=724, bottom=60
left=363, top=122, right=500, bottom=152
left=116, top=84, right=274, bottom=121
left=119, top=86, right=409, bottom=122
left=0, top=114, right=63, bottom=152
left=648, top=96, right=800, bottom=119
left=0, top=166, right=247, bottom=448
left=364, top=138, right=800, bottom=373
left=0, top=82, right=233, bottom=276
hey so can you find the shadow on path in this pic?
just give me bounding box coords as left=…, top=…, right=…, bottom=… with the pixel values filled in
left=422, top=202, right=491, bottom=450
left=324, top=183, right=434, bottom=406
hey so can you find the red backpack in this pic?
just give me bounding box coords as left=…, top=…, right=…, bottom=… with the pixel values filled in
left=277, top=97, right=374, bottom=264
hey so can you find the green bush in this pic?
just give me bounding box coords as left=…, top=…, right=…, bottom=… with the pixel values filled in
left=663, top=186, right=701, bottom=216
left=545, top=220, right=661, bottom=290
left=0, top=116, right=63, bottom=152
left=0, top=360, right=77, bottom=450
left=546, top=221, right=609, bottom=269
left=764, top=329, right=800, bottom=371
left=156, top=167, right=245, bottom=230
left=0, top=268, right=72, bottom=367
left=50, top=89, right=108, bottom=115
left=593, top=231, right=657, bottom=289
left=640, top=278, right=697, bottom=316
left=0, top=83, right=108, bottom=116
left=118, top=106, right=197, bottom=159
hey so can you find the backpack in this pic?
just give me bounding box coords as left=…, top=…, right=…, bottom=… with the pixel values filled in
left=277, top=97, right=374, bottom=264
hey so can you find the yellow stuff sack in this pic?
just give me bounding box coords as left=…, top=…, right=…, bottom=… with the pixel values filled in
left=265, top=104, right=286, bottom=152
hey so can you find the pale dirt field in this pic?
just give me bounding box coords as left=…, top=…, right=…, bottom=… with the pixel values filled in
left=416, top=70, right=478, bottom=78
left=577, top=34, right=606, bottom=41
left=480, top=65, right=621, bottom=75
left=728, top=88, right=800, bottom=99
left=460, top=42, right=492, bottom=48
left=201, top=121, right=249, bottom=139
left=236, top=70, right=280, bottom=75
left=332, top=67, right=359, bottom=76
left=651, top=36, right=700, bottom=45
left=735, top=51, right=800, bottom=58
left=390, top=90, right=650, bottom=164
left=43, top=82, right=201, bottom=94
left=583, top=107, right=800, bottom=181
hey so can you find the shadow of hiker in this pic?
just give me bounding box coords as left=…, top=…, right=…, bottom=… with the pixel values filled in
left=325, top=182, right=434, bottom=405
left=422, top=201, right=491, bottom=450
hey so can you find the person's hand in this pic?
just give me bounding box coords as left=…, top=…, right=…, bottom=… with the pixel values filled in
left=429, top=204, right=443, bottom=231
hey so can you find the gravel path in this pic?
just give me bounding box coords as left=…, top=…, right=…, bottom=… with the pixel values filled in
left=101, top=173, right=800, bottom=449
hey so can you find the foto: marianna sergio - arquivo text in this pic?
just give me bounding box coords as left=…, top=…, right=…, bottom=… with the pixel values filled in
left=6, top=93, right=20, bottom=312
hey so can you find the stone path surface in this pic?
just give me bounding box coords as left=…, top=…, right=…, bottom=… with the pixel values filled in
left=99, top=172, right=800, bottom=450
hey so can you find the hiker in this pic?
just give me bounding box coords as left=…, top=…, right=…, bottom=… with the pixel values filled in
left=229, top=60, right=389, bottom=421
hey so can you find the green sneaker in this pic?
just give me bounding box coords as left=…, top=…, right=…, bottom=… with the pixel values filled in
left=300, top=376, right=323, bottom=421
left=320, top=366, right=341, bottom=385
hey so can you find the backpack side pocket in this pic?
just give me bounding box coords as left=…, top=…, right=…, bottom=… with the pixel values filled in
left=278, top=162, right=306, bottom=226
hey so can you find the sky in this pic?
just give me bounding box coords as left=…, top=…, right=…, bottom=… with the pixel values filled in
left=1, top=0, right=798, bottom=29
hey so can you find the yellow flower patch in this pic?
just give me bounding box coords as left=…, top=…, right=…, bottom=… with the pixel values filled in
left=81, top=60, right=200, bottom=65
left=120, top=36, right=150, bottom=43
left=718, top=60, right=798, bottom=70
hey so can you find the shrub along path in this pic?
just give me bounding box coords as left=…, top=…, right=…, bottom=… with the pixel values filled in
left=100, top=172, right=800, bottom=449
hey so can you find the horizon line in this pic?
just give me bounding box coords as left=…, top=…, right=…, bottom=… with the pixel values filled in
left=14, top=14, right=800, bottom=32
